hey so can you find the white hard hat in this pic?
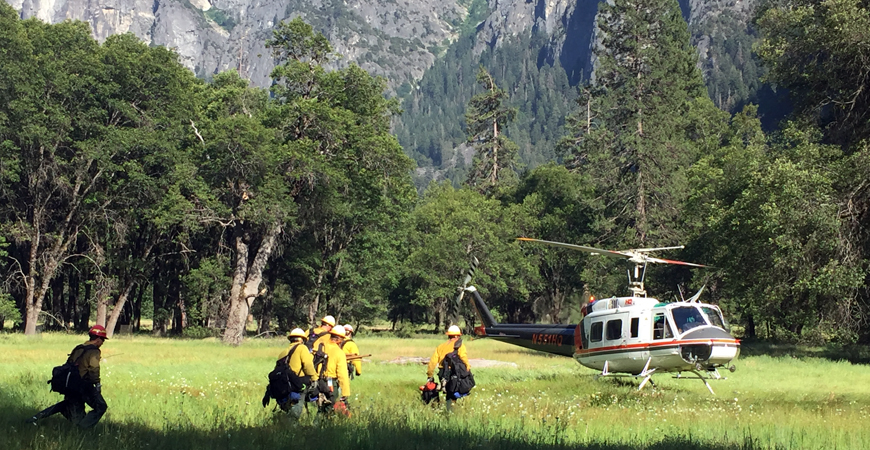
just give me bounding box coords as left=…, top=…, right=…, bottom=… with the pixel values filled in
left=321, top=315, right=336, bottom=326
left=343, top=324, right=354, bottom=333
left=446, top=325, right=462, bottom=336
left=330, top=325, right=346, bottom=338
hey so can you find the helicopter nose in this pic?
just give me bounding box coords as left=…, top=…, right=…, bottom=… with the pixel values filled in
left=681, top=327, right=736, bottom=341
left=680, top=326, right=741, bottom=367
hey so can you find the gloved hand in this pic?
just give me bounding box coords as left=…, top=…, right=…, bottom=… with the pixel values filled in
left=427, top=377, right=434, bottom=383
left=307, top=385, right=319, bottom=402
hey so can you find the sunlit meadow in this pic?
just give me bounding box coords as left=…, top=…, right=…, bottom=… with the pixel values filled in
left=2, top=332, right=869, bottom=449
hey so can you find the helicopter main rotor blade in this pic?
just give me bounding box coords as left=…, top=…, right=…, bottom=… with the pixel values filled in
left=517, top=238, right=628, bottom=259
left=450, top=256, right=480, bottom=326
left=518, top=237, right=708, bottom=268
left=644, top=256, right=708, bottom=268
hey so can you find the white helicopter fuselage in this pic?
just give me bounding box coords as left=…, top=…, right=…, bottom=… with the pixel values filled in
left=573, top=296, right=740, bottom=375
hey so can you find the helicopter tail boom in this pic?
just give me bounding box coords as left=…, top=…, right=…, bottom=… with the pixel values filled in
left=465, top=286, right=498, bottom=328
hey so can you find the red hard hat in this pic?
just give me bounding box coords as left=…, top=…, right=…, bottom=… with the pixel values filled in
left=89, top=325, right=108, bottom=339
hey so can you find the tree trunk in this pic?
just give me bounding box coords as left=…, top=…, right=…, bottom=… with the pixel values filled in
left=134, top=284, right=144, bottom=332
left=49, top=274, right=65, bottom=330
left=78, top=272, right=92, bottom=331
left=169, top=272, right=183, bottom=335
left=68, top=268, right=79, bottom=329
left=257, top=268, right=278, bottom=334
left=94, top=276, right=116, bottom=327
left=175, top=295, right=187, bottom=334
left=105, top=282, right=135, bottom=338
left=222, top=222, right=282, bottom=345
left=307, top=267, right=327, bottom=325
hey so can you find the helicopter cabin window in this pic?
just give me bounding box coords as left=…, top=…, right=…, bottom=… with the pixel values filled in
left=606, top=319, right=622, bottom=340
left=653, top=313, right=673, bottom=340
left=630, top=317, right=639, bottom=338
left=701, top=306, right=726, bottom=329
left=671, top=306, right=708, bottom=334
left=590, top=322, right=603, bottom=342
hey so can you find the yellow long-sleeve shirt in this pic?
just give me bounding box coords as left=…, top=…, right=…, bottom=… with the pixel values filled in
left=70, top=345, right=101, bottom=384
left=320, top=341, right=351, bottom=397
left=307, top=326, right=332, bottom=352
left=277, top=342, right=317, bottom=380
left=342, top=339, right=362, bottom=375
left=427, top=339, right=470, bottom=378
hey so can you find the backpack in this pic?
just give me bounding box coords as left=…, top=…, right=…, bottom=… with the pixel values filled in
left=312, top=343, right=333, bottom=399
left=265, top=344, right=307, bottom=404
left=305, top=329, right=329, bottom=351
left=48, top=344, right=96, bottom=396
left=440, top=344, right=475, bottom=397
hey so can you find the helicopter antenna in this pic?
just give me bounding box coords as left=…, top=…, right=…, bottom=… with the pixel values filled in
left=686, top=285, right=706, bottom=303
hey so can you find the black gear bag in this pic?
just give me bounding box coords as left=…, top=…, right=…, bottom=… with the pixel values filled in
left=264, top=344, right=307, bottom=406
left=440, top=345, right=475, bottom=396
left=48, top=344, right=96, bottom=396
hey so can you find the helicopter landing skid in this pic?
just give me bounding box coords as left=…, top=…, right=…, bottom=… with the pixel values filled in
left=673, top=369, right=722, bottom=395
left=594, top=359, right=659, bottom=391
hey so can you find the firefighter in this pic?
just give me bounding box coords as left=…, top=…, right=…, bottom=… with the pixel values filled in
left=318, top=325, right=351, bottom=415
left=27, top=325, right=109, bottom=428
left=341, top=324, right=362, bottom=378
left=426, top=325, right=471, bottom=410
left=306, top=315, right=335, bottom=352
left=278, top=327, right=318, bottom=419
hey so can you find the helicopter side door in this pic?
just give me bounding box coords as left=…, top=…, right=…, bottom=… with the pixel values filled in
left=652, top=309, right=674, bottom=340
left=602, top=312, right=636, bottom=372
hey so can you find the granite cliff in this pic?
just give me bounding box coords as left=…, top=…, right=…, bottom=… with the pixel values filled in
left=7, top=0, right=758, bottom=91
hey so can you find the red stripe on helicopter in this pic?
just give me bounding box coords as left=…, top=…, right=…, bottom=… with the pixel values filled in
left=574, top=338, right=740, bottom=356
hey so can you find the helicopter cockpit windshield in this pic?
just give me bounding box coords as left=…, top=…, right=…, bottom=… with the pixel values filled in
left=670, top=305, right=709, bottom=334
left=701, top=306, right=726, bottom=329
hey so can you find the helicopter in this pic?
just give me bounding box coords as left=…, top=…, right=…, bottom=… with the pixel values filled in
left=459, top=238, right=740, bottom=394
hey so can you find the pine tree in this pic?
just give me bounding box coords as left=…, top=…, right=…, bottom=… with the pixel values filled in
left=464, top=66, right=519, bottom=196
left=560, top=0, right=723, bottom=248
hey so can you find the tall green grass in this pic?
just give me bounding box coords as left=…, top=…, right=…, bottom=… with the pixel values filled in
left=2, top=333, right=869, bottom=449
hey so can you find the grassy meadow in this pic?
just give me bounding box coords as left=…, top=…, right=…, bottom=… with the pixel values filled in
left=2, top=332, right=870, bottom=450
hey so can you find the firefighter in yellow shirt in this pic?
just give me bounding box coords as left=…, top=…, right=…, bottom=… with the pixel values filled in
left=306, top=314, right=335, bottom=352
left=426, top=325, right=470, bottom=410
left=277, top=328, right=318, bottom=419
left=341, top=324, right=362, bottom=378
left=317, top=325, right=351, bottom=416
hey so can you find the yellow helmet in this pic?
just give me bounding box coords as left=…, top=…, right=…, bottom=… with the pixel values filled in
left=287, top=328, right=306, bottom=340
left=329, top=325, right=346, bottom=338
left=446, top=325, right=462, bottom=336
left=321, top=315, right=336, bottom=327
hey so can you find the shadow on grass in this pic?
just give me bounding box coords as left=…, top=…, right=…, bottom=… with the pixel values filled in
left=739, top=340, right=870, bottom=365
left=3, top=390, right=762, bottom=450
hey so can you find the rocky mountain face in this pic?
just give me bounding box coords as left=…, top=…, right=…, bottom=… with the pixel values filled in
left=8, top=0, right=466, bottom=88
left=7, top=0, right=755, bottom=90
